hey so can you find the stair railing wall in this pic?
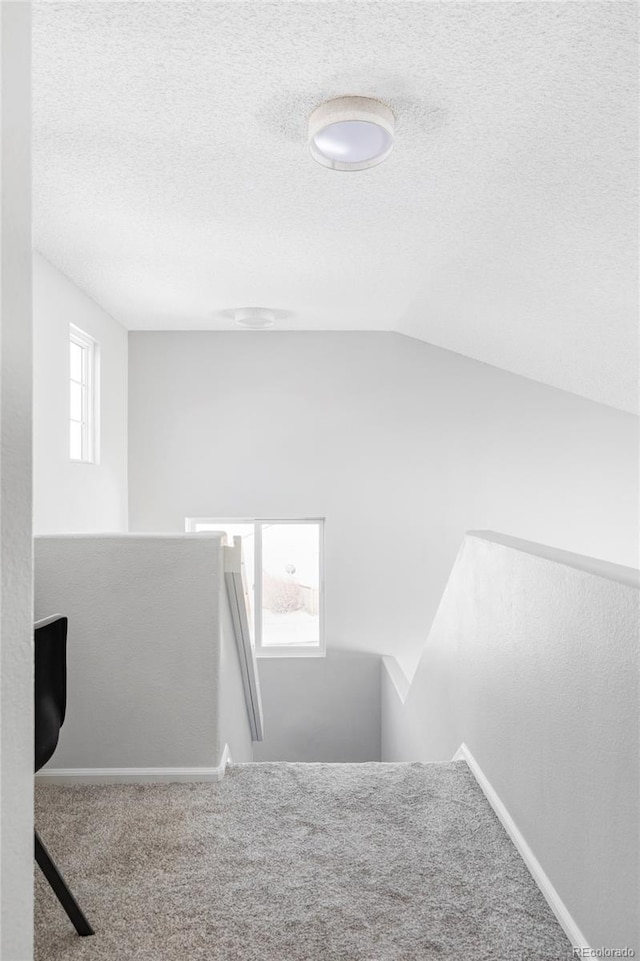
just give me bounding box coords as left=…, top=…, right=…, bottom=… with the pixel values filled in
left=33, top=532, right=254, bottom=779
left=382, top=531, right=639, bottom=953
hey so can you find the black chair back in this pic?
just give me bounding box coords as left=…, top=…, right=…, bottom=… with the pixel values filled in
left=33, top=614, right=94, bottom=936
left=34, top=615, right=67, bottom=773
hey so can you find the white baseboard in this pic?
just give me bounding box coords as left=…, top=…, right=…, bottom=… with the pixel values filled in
left=453, top=743, right=590, bottom=952
left=36, top=744, right=232, bottom=785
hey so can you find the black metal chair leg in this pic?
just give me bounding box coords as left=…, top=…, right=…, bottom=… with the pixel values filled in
left=35, top=831, right=94, bottom=937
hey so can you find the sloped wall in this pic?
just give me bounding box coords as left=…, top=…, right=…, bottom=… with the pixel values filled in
left=382, top=532, right=639, bottom=952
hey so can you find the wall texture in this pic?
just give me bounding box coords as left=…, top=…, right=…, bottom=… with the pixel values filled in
left=34, top=535, right=234, bottom=770
left=33, top=252, right=128, bottom=533
left=0, top=5, right=33, bottom=958
left=128, top=331, right=639, bottom=673
left=382, top=532, right=639, bottom=952
left=253, top=653, right=381, bottom=763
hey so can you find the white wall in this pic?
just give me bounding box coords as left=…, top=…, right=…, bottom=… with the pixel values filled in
left=0, top=5, right=33, bottom=958
left=33, top=252, right=128, bottom=533
left=253, top=653, right=381, bottom=762
left=382, top=532, right=639, bottom=952
left=34, top=534, right=233, bottom=771
left=128, top=332, right=639, bottom=674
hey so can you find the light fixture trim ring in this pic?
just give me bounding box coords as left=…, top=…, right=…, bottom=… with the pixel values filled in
left=308, top=96, right=395, bottom=171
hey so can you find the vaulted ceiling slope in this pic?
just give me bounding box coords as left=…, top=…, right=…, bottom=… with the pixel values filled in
left=33, top=2, right=638, bottom=413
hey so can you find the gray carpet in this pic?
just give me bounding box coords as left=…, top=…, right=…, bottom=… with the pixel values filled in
left=35, top=761, right=574, bottom=961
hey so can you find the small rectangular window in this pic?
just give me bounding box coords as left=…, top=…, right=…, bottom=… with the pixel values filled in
left=186, top=518, right=324, bottom=657
left=69, top=325, right=97, bottom=463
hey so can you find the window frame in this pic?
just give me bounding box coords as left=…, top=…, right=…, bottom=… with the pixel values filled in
left=69, top=324, right=98, bottom=464
left=186, top=517, right=325, bottom=658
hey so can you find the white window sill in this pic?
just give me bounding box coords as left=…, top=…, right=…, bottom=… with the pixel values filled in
left=255, top=646, right=326, bottom=659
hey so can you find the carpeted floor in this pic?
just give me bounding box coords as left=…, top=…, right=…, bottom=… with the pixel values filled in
left=35, top=761, right=575, bottom=961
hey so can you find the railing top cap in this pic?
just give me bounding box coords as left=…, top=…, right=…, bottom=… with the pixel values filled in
left=467, top=531, right=640, bottom=589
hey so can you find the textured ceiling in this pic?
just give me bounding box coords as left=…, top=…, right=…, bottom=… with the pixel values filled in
left=33, top=2, right=638, bottom=412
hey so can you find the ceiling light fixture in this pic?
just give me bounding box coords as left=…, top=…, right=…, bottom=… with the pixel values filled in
left=233, top=307, right=276, bottom=329
left=308, top=96, right=394, bottom=171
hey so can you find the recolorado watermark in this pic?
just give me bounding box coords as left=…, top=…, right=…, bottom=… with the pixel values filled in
left=573, top=949, right=635, bottom=959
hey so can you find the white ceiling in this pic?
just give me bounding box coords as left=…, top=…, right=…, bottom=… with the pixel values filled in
left=33, top=2, right=638, bottom=413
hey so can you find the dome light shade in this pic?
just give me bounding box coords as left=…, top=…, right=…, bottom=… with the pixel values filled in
left=309, top=97, right=394, bottom=171
left=234, top=308, right=275, bottom=329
